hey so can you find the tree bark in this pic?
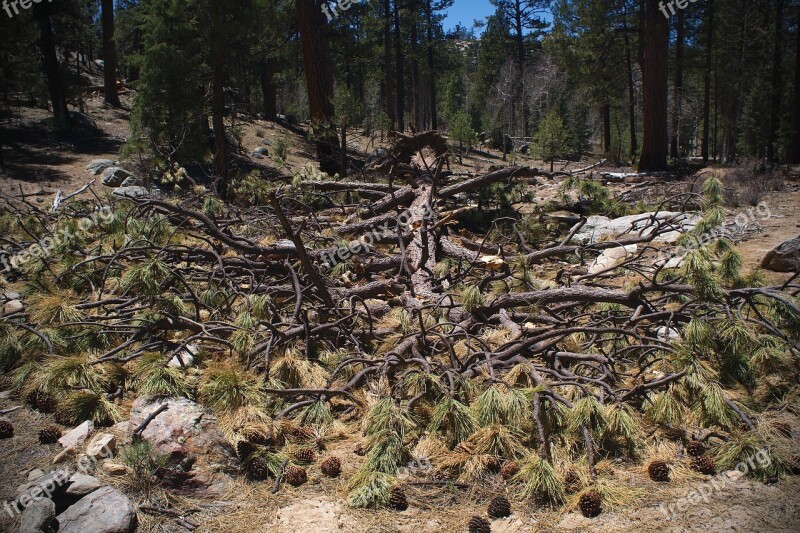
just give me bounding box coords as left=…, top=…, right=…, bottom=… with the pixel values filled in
left=394, top=2, right=405, bottom=133
left=602, top=103, right=611, bottom=155
left=101, top=0, right=121, bottom=107
left=670, top=9, right=685, bottom=159
left=211, top=0, right=228, bottom=197
left=791, top=7, right=800, bottom=163
left=425, top=0, right=438, bottom=130
left=259, top=59, right=278, bottom=121
left=409, top=1, right=422, bottom=132
left=701, top=0, right=714, bottom=162
left=767, top=0, right=784, bottom=162
left=384, top=0, right=395, bottom=130
left=638, top=0, right=669, bottom=172
left=623, top=8, right=638, bottom=159
left=296, top=0, right=339, bottom=174
left=33, top=3, right=69, bottom=129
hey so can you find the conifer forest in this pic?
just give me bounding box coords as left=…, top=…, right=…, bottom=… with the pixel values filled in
left=1, top=0, right=800, bottom=531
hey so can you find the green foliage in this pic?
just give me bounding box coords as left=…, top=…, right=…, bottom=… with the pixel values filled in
left=449, top=110, right=477, bottom=161
left=534, top=109, right=569, bottom=170
left=58, top=391, right=121, bottom=426
left=513, top=454, right=565, bottom=504
left=347, top=471, right=392, bottom=508
left=199, top=362, right=266, bottom=412
left=427, top=397, right=479, bottom=446
left=131, top=352, right=191, bottom=399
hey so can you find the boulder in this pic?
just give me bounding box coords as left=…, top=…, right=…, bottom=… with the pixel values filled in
left=58, top=421, right=93, bottom=449
left=120, top=176, right=142, bottom=187
left=588, top=245, right=639, bottom=275
left=55, top=486, right=136, bottom=533
left=128, top=397, right=232, bottom=495
left=570, top=212, right=700, bottom=246
left=64, top=474, right=102, bottom=497
left=19, top=497, right=56, bottom=533
left=761, top=236, right=800, bottom=272
left=112, top=187, right=163, bottom=200
left=254, top=147, right=269, bottom=156
left=86, top=160, right=116, bottom=176
left=2, top=299, right=24, bottom=316
left=166, top=344, right=198, bottom=368
left=101, top=167, right=133, bottom=187
left=15, top=470, right=72, bottom=512
left=85, top=433, right=116, bottom=461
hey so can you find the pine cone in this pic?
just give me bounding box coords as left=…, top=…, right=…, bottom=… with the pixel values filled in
left=389, top=487, right=408, bottom=511
left=321, top=457, right=341, bottom=478
left=692, top=455, right=716, bottom=475
left=247, top=456, right=271, bottom=481
left=500, top=461, right=520, bottom=481
left=27, top=391, right=56, bottom=414
left=686, top=441, right=706, bottom=458
left=487, top=496, right=511, bottom=519
left=564, top=468, right=581, bottom=494
left=284, top=466, right=307, bottom=487
left=0, top=420, right=13, bottom=439
left=293, top=448, right=316, bottom=464
left=484, top=456, right=501, bottom=474
left=648, top=460, right=671, bottom=482
left=578, top=491, right=602, bottom=518
left=38, top=426, right=61, bottom=445
left=468, top=515, right=491, bottom=533
left=290, top=426, right=315, bottom=442
left=246, top=430, right=272, bottom=446
left=236, top=440, right=256, bottom=461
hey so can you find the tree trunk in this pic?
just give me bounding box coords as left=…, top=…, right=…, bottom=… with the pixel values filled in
left=296, top=0, right=339, bottom=174
left=211, top=0, right=228, bottom=197
left=791, top=8, right=800, bottom=163
left=670, top=9, right=685, bottom=159
left=394, top=3, right=405, bottom=133
left=259, top=59, right=278, bottom=121
left=638, top=0, right=669, bottom=172
left=425, top=0, right=437, bottom=130
left=33, top=3, right=69, bottom=129
left=515, top=0, right=527, bottom=137
left=623, top=8, right=638, bottom=159
left=384, top=0, right=395, bottom=130
left=410, top=2, right=422, bottom=132
left=702, top=0, right=714, bottom=162
left=101, top=0, right=121, bottom=107
left=767, top=0, right=784, bottom=162
left=602, top=103, right=611, bottom=155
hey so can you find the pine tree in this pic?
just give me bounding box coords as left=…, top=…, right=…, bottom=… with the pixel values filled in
left=534, top=108, right=568, bottom=172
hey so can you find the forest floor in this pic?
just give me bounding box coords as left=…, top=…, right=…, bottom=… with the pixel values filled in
left=2, top=99, right=800, bottom=532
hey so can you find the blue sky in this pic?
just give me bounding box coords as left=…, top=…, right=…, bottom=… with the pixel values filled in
left=443, top=0, right=497, bottom=32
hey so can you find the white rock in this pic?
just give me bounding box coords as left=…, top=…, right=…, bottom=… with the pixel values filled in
left=55, top=486, right=137, bottom=533
left=657, top=326, right=681, bottom=342
left=27, top=469, right=46, bottom=481
left=85, top=433, right=116, bottom=461
left=588, top=245, right=639, bottom=275
left=58, top=421, right=93, bottom=449
left=167, top=344, right=198, bottom=368
left=571, top=212, right=700, bottom=245
left=65, top=473, right=102, bottom=496
left=2, top=299, right=24, bottom=315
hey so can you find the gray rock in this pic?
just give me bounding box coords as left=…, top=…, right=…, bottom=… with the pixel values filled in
left=120, top=176, right=142, bottom=187
left=101, top=167, right=133, bottom=187
left=86, top=160, right=116, bottom=176
left=64, top=473, right=102, bottom=497
left=251, top=151, right=264, bottom=160
left=19, top=497, right=55, bottom=533
left=15, top=470, right=72, bottom=509
left=27, top=469, right=46, bottom=482
left=167, top=344, right=198, bottom=368
left=570, top=212, right=700, bottom=245
left=58, top=421, right=93, bottom=449
left=254, top=146, right=269, bottom=156
left=55, top=486, right=136, bottom=533
left=2, top=299, right=24, bottom=315
left=112, top=187, right=162, bottom=200
left=2, top=290, right=21, bottom=301
left=262, top=138, right=272, bottom=146
left=761, top=236, right=800, bottom=272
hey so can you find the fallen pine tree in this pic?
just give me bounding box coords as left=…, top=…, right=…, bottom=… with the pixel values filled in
left=0, top=132, right=798, bottom=512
